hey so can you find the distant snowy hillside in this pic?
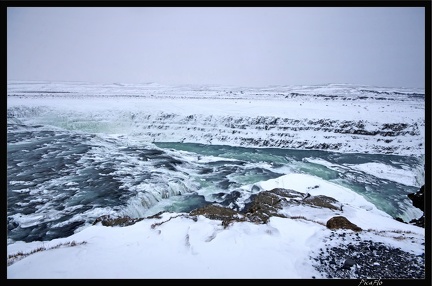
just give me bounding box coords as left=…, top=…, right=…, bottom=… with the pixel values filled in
left=7, top=81, right=425, bottom=159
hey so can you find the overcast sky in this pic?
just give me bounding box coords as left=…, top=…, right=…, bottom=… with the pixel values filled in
left=7, top=7, right=425, bottom=88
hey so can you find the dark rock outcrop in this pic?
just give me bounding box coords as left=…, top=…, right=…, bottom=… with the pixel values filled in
left=409, top=215, right=425, bottom=228
left=407, top=184, right=425, bottom=228
left=160, top=188, right=346, bottom=228
left=303, top=194, right=343, bottom=211
left=408, top=185, right=424, bottom=212
left=241, top=188, right=301, bottom=223
left=190, top=188, right=301, bottom=226
left=326, top=216, right=362, bottom=232
left=190, top=204, right=247, bottom=227
left=341, top=258, right=356, bottom=270
left=92, top=215, right=143, bottom=227
left=394, top=184, right=425, bottom=228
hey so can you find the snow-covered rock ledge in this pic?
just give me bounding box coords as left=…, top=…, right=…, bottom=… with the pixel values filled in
left=7, top=81, right=425, bottom=162
left=126, top=112, right=424, bottom=156
left=7, top=101, right=425, bottom=157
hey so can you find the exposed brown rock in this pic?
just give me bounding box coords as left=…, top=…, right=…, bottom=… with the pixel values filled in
left=242, top=188, right=296, bottom=223
left=189, top=204, right=246, bottom=227
left=92, top=188, right=347, bottom=229
left=326, top=216, right=362, bottom=232
left=92, top=215, right=143, bottom=227
left=303, top=194, right=343, bottom=211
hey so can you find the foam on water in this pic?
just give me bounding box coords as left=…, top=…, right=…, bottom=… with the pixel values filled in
left=8, top=120, right=424, bottom=243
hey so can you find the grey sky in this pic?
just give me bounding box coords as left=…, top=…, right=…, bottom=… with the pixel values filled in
left=7, top=7, right=425, bottom=88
